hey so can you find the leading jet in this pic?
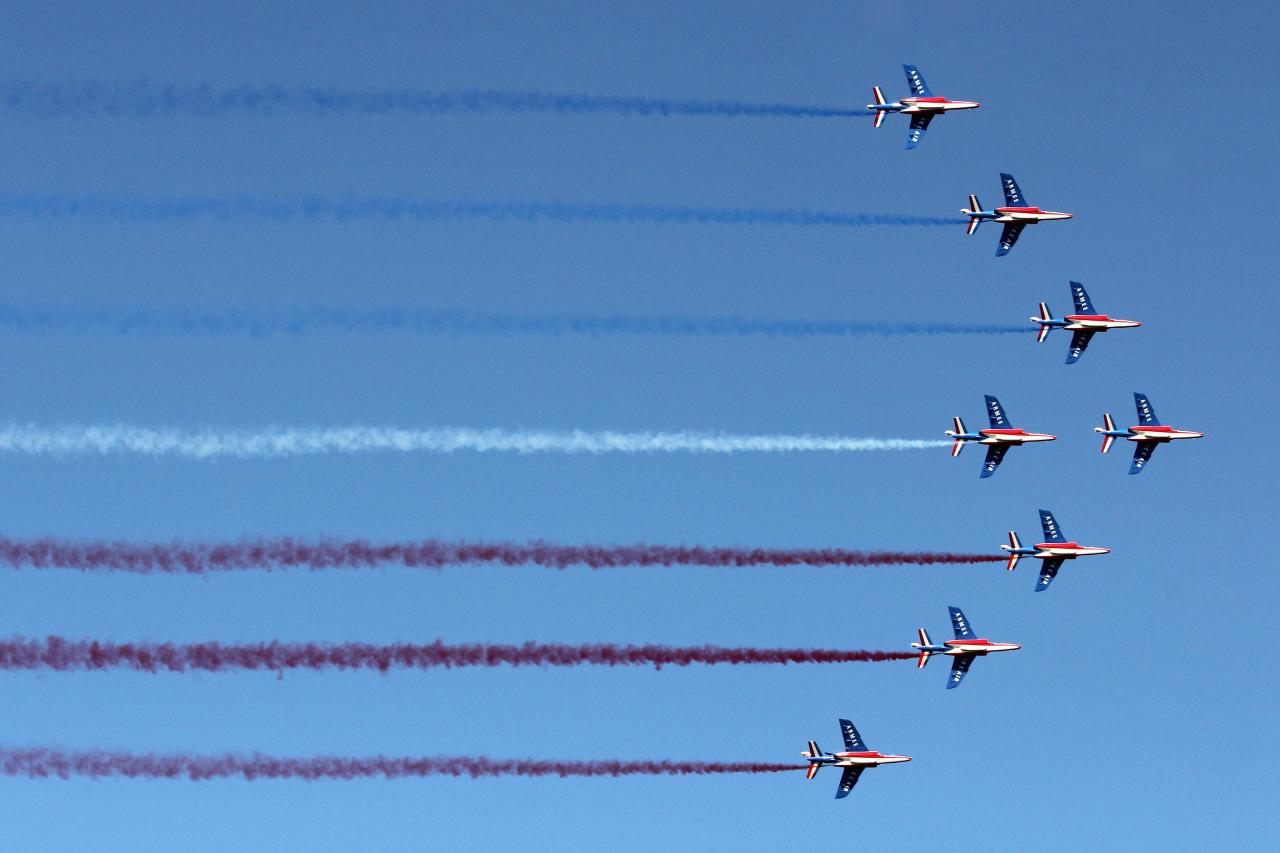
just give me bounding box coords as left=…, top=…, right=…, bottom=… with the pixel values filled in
left=802, top=718, right=911, bottom=799
left=912, top=606, right=1020, bottom=689
left=1095, top=392, right=1204, bottom=474
left=867, top=64, right=980, bottom=149
left=1032, top=281, right=1141, bottom=364
left=963, top=173, right=1073, bottom=256
left=946, top=394, right=1056, bottom=478
left=1003, top=509, right=1111, bottom=592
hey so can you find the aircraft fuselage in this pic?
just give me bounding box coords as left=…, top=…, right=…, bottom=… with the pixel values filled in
left=1033, top=542, right=1111, bottom=559
left=942, top=639, right=1021, bottom=656
left=1061, top=314, right=1142, bottom=331
left=978, top=428, right=1056, bottom=445
left=993, top=206, right=1073, bottom=223
left=897, top=96, right=980, bottom=113
left=1126, top=425, right=1204, bottom=443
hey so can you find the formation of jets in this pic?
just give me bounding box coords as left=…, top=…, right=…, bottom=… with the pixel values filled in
left=795, top=65, right=1205, bottom=803
left=947, top=393, right=1203, bottom=477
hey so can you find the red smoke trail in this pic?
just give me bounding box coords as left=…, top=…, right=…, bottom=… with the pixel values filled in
left=0, top=637, right=916, bottom=672
left=0, top=536, right=1001, bottom=574
left=0, top=748, right=796, bottom=780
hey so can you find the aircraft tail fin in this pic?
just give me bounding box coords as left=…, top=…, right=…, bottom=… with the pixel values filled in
left=1002, top=531, right=1022, bottom=571
left=964, top=194, right=982, bottom=234
left=1035, top=303, right=1053, bottom=342
left=947, top=416, right=966, bottom=456
left=914, top=628, right=933, bottom=668
left=871, top=86, right=886, bottom=127
left=805, top=762, right=821, bottom=780
left=1096, top=413, right=1117, bottom=454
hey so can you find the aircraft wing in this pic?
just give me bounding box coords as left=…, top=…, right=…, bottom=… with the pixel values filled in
left=1039, top=510, right=1066, bottom=543
left=905, top=112, right=934, bottom=149
left=1130, top=440, right=1158, bottom=475
left=1000, top=173, right=1028, bottom=206
left=948, top=606, right=976, bottom=640
left=834, top=766, right=865, bottom=799
left=946, top=654, right=974, bottom=689
left=839, top=718, right=868, bottom=752
left=1065, top=329, right=1095, bottom=364
left=995, top=222, right=1026, bottom=257
left=1134, top=392, right=1162, bottom=426
left=903, top=64, right=932, bottom=97
left=1034, top=558, right=1065, bottom=592
left=979, top=444, right=1008, bottom=478
left=984, top=395, right=1011, bottom=428
left=1070, top=281, right=1095, bottom=313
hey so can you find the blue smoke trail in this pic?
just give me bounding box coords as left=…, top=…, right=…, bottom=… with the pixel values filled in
left=0, top=82, right=870, bottom=119
left=0, top=307, right=1027, bottom=338
left=0, top=196, right=960, bottom=227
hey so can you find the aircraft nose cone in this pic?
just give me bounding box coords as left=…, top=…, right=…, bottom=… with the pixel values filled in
left=1011, top=643, right=1022, bottom=650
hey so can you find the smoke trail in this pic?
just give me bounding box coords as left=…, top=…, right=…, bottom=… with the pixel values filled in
left=0, top=748, right=796, bottom=781
left=0, top=425, right=950, bottom=459
left=0, top=195, right=961, bottom=228
left=0, top=637, right=917, bottom=673
left=0, top=306, right=1028, bottom=338
left=0, top=535, right=1002, bottom=574
left=0, top=82, right=869, bottom=120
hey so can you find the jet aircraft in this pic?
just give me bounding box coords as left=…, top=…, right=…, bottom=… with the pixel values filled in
left=1032, top=281, right=1141, bottom=364
left=802, top=718, right=911, bottom=799
left=912, top=606, right=1020, bottom=689
left=963, top=173, right=1073, bottom=256
left=946, top=395, right=1056, bottom=478
left=1095, top=393, right=1204, bottom=474
left=1002, top=509, right=1110, bottom=591
left=867, top=64, right=979, bottom=149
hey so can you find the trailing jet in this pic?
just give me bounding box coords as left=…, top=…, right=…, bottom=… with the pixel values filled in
left=801, top=718, right=910, bottom=799
left=1002, top=509, right=1110, bottom=592
left=962, top=173, right=1073, bottom=256
left=912, top=606, right=1020, bottom=689
left=1032, top=281, right=1141, bottom=364
left=867, top=64, right=979, bottom=149
left=946, top=394, right=1056, bottom=478
left=1095, top=393, right=1204, bottom=474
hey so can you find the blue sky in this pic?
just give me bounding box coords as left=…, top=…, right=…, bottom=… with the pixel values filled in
left=0, top=1, right=1273, bottom=850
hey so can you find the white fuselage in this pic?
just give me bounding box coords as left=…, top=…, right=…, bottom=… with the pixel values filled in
left=943, top=641, right=1021, bottom=655
left=899, top=98, right=980, bottom=113
left=979, top=429, right=1056, bottom=445
left=1128, top=426, right=1204, bottom=442
left=1063, top=316, right=1142, bottom=331
left=994, top=208, right=1073, bottom=223
left=1034, top=543, right=1111, bottom=559
left=829, top=752, right=912, bottom=768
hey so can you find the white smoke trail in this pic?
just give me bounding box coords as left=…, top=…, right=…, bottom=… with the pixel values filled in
left=0, top=425, right=948, bottom=460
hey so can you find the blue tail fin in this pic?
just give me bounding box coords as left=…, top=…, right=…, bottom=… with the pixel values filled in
left=1134, top=393, right=1161, bottom=426
left=999, top=173, right=1028, bottom=207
